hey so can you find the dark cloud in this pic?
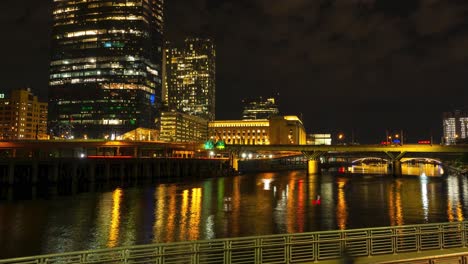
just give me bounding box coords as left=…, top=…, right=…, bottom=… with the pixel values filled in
left=0, top=0, right=51, bottom=99
left=165, top=0, right=468, bottom=142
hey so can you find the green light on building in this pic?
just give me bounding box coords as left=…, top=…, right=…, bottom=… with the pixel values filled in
left=215, top=140, right=225, bottom=150
left=204, top=140, right=215, bottom=150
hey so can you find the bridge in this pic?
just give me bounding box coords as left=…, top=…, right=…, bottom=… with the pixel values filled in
left=1, top=141, right=467, bottom=175
left=226, top=144, right=468, bottom=175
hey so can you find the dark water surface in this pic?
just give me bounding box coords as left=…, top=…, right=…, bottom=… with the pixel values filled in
left=0, top=165, right=466, bottom=259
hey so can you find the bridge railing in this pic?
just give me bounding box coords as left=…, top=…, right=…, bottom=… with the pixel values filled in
left=1, top=221, right=467, bottom=264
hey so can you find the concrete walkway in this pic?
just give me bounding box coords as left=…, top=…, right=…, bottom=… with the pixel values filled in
left=315, top=247, right=468, bottom=263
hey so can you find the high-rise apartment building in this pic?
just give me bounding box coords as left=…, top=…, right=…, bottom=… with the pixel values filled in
left=242, top=97, right=279, bottom=120
left=443, top=110, right=468, bottom=145
left=163, top=38, right=216, bottom=120
left=0, top=89, right=48, bottom=140
left=49, top=0, right=164, bottom=139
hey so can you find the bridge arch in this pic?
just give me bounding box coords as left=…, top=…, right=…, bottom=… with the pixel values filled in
left=351, top=157, right=390, bottom=164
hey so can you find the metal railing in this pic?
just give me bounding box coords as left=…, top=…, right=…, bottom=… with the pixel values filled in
left=1, top=221, right=467, bottom=264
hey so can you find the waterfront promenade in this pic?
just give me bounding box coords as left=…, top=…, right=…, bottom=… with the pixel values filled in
left=1, top=221, right=467, bottom=263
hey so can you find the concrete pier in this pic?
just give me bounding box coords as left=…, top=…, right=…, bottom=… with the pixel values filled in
left=307, top=160, right=321, bottom=175
left=392, top=160, right=402, bottom=176
left=0, top=157, right=234, bottom=199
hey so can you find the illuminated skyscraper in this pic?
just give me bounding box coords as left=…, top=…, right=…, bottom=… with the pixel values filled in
left=49, top=0, right=164, bottom=139
left=242, top=96, right=279, bottom=120
left=163, top=38, right=216, bottom=120
left=443, top=110, right=468, bottom=145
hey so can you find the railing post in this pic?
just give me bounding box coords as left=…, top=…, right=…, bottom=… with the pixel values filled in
left=224, top=240, right=230, bottom=264
left=367, top=229, right=371, bottom=257
left=256, top=238, right=261, bottom=263
left=192, top=242, right=198, bottom=264
left=416, top=226, right=421, bottom=252
left=341, top=231, right=346, bottom=257
left=463, top=222, right=467, bottom=248
left=439, top=224, right=443, bottom=249
left=124, top=249, right=130, bottom=264
left=313, top=234, right=319, bottom=262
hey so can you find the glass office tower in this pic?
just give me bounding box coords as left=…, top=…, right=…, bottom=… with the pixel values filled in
left=49, top=0, right=164, bottom=139
left=163, top=38, right=216, bottom=121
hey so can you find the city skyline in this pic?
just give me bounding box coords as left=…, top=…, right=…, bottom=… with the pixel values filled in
left=1, top=0, right=468, bottom=143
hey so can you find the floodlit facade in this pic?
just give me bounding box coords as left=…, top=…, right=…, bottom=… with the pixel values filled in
left=0, top=89, right=48, bottom=140
left=209, top=115, right=306, bottom=145
left=160, top=111, right=208, bottom=142
left=163, top=38, right=216, bottom=120
left=269, top=116, right=307, bottom=145
left=242, top=97, right=279, bottom=120
left=49, top=0, right=164, bottom=139
left=443, top=110, right=468, bottom=145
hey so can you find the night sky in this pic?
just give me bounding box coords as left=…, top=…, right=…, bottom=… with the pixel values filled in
left=1, top=0, right=467, bottom=143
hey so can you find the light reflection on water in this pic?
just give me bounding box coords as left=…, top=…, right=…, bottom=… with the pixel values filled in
left=0, top=165, right=466, bottom=259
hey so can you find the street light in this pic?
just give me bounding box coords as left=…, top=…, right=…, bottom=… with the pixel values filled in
left=338, top=133, right=344, bottom=145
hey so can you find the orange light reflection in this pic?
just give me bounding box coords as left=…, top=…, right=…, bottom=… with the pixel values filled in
left=336, top=179, right=348, bottom=230
left=107, top=188, right=122, bottom=247
left=188, top=188, right=202, bottom=240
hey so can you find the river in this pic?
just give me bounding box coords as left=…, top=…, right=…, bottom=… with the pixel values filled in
left=0, top=163, right=466, bottom=259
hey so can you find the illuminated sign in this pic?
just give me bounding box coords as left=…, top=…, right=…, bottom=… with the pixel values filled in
left=418, top=140, right=431, bottom=144
left=204, top=140, right=214, bottom=150
left=0, top=94, right=4, bottom=99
